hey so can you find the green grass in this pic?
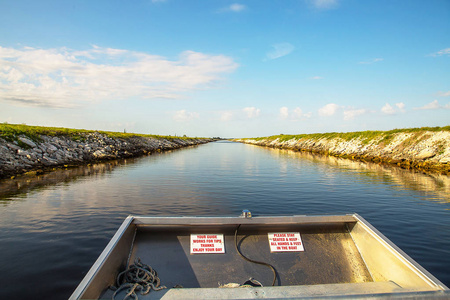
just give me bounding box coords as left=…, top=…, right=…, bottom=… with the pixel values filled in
left=244, top=126, right=450, bottom=144
left=0, top=123, right=205, bottom=143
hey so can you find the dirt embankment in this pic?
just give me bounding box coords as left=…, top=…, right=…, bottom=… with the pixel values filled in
left=0, top=132, right=214, bottom=179
left=235, top=130, right=450, bottom=174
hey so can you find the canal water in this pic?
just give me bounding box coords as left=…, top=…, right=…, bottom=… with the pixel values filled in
left=0, top=141, right=449, bottom=299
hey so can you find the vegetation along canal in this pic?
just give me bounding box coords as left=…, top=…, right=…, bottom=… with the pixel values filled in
left=0, top=140, right=449, bottom=299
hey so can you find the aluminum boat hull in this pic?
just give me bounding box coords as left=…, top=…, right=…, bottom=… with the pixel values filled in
left=70, top=213, right=449, bottom=299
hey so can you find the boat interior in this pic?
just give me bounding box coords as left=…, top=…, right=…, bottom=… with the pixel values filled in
left=71, top=214, right=449, bottom=299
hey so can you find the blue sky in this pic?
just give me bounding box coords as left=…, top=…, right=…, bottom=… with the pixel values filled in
left=0, top=0, right=449, bottom=137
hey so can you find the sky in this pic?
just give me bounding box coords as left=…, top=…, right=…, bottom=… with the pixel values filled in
left=0, top=0, right=449, bottom=138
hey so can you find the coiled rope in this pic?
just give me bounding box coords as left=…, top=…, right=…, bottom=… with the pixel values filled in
left=112, top=258, right=166, bottom=300
left=234, top=224, right=278, bottom=286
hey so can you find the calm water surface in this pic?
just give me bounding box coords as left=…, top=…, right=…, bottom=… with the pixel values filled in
left=0, top=141, right=449, bottom=299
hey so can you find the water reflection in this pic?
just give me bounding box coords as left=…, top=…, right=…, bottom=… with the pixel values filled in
left=1, top=143, right=449, bottom=206
left=0, top=141, right=449, bottom=300
left=0, top=148, right=193, bottom=204
left=0, top=159, right=131, bottom=204
left=255, top=145, right=450, bottom=203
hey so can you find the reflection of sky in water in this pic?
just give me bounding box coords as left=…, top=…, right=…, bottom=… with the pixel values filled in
left=0, top=141, right=449, bottom=299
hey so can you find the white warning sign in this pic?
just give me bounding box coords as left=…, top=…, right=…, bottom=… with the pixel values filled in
left=190, top=234, right=225, bottom=254
left=268, top=232, right=304, bottom=252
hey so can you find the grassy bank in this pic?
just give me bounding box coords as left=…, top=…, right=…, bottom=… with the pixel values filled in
left=236, top=126, right=450, bottom=174
left=0, top=123, right=214, bottom=179
left=246, top=126, right=450, bottom=144
left=0, top=123, right=203, bottom=144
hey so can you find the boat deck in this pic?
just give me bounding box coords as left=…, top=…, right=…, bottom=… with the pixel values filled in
left=101, top=223, right=374, bottom=299
left=135, top=224, right=370, bottom=287
left=70, top=215, right=449, bottom=299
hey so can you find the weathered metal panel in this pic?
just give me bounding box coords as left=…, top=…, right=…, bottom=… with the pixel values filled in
left=132, top=214, right=356, bottom=226
left=71, top=214, right=449, bottom=299
left=141, top=282, right=433, bottom=299
left=70, top=216, right=136, bottom=300
left=349, top=214, right=448, bottom=291
left=125, top=223, right=371, bottom=289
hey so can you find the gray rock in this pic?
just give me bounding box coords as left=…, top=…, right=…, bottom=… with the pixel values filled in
left=17, top=149, right=29, bottom=156
left=93, top=150, right=106, bottom=158
left=64, top=151, right=73, bottom=159
left=38, top=144, right=47, bottom=152
left=20, top=157, right=35, bottom=165
left=55, top=153, right=65, bottom=162
left=46, top=144, right=58, bottom=153
left=439, top=157, right=450, bottom=164
left=7, top=143, right=21, bottom=151
left=28, top=153, right=38, bottom=160
left=41, top=157, right=58, bottom=166
left=55, top=149, right=64, bottom=155
left=416, top=149, right=436, bottom=160
left=18, top=137, right=37, bottom=148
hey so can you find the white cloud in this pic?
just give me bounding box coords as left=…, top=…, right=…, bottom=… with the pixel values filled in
left=220, top=111, right=233, bottom=121
left=308, top=0, right=338, bottom=10
left=279, top=107, right=289, bottom=119
left=318, top=103, right=339, bottom=116
left=413, top=100, right=449, bottom=110
left=395, top=102, right=406, bottom=112
left=436, top=91, right=450, bottom=97
left=381, top=103, right=396, bottom=115
left=279, top=106, right=309, bottom=120
left=219, top=3, right=246, bottom=13
left=243, top=107, right=260, bottom=118
left=429, top=48, right=450, bottom=57
left=310, top=76, right=323, bottom=80
left=343, top=108, right=368, bottom=120
left=359, top=58, right=383, bottom=64
left=173, top=110, right=199, bottom=122
left=0, top=46, right=238, bottom=108
left=292, top=107, right=304, bottom=119
left=419, top=100, right=440, bottom=110
left=303, top=112, right=313, bottom=118
left=265, top=43, right=295, bottom=60
left=229, top=3, right=246, bottom=12
left=381, top=102, right=405, bottom=114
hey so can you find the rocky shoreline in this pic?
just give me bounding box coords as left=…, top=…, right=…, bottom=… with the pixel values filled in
left=235, top=130, right=450, bottom=174
left=0, top=132, right=214, bottom=179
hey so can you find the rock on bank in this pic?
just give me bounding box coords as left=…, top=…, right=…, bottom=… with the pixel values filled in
left=235, top=129, right=450, bottom=174
left=0, top=132, right=213, bottom=179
